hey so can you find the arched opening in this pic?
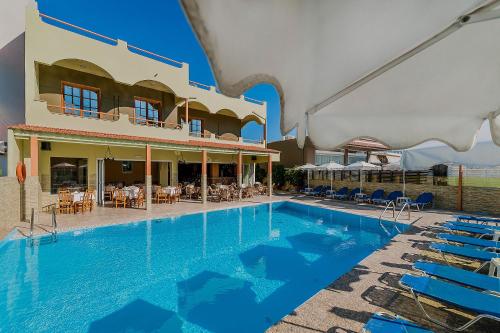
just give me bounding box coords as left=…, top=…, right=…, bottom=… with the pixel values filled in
left=242, top=116, right=265, bottom=144
left=51, top=59, right=115, bottom=80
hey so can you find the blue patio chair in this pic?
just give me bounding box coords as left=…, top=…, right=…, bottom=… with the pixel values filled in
left=372, top=190, right=403, bottom=205
left=447, top=221, right=500, bottom=231
left=310, top=185, right=324, bottom=196
left=437, top=233, right=499, bottom=250
left=407, top=192, right=433, bottom=210
left=454, top=215, right=500, bottom=225
left=430, top=243, right=499, bottom=269
left=331, top=187, right=348, bottom=199
left=348, top=188, right=361, bottom=200
left=319, top=185, right=331, bottom=197
left=399, top=274, right=500, bottom=331
left=441, top=223, right=496, bottom=237
left=367, top=189, right=384, bottom=203
left=414, top=260, right=500, bottom=293
left=362, top=313, right=433, bottom=333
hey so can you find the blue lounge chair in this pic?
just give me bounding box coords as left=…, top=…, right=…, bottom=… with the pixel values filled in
left=407, top=192, right=433, bottom=210
left=331, top=187, right=348, bottom=199
left=447, top=221, right=500, bottom=231
left=454, top=215, right=500, bottom=225
left=414, top=260, right=500, bottom=293
left=310, top=185, right=324, bottom=196
left=348, top=188, right=361, bottom=200
left=430, top=243, right=499, bottom=268
left=442, top=223, right=496, bottom=237
left=319, top=185, right=331, bottom=197
left=362, top=313, right=433, bottom=333
left=372, top=190, right=403, bottom=205
left=437, top=233, right=499, bottom=249
left=399, top=274, right=500, bottom=331
left=367, top=189, right=384, bottom=203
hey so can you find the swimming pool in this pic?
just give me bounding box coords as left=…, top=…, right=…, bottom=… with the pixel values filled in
left=0, top=201, right=407, bottom=332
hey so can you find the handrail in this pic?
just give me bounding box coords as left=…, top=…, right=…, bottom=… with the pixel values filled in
left=379, top=201, right=396, bottom=221
left=51, top=207, right=58, bottom=240
left=39, top=12, right=183, bottom=67
left=47, top=104, right=118, bottom=120
left=395, top=202, right=411, bottom=221
left=29, top=208, right=35, bottom=246
left=189, top=80, right=212, bottom=90
left=39, top=13, right=118, bottom=43
left=244, top=96, right=264, bottom=105
left=128, top=44, right=183, bottom=66
left=130, top=115, right=180, bottom=129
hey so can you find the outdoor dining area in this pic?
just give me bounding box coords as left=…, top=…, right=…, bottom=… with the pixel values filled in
left=56, top=188, right=96, bottom=214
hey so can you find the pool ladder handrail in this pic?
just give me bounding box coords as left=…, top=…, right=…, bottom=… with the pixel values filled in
left=27, top=207, right=58, bottom=246
left=378, top=201, right=409, bottom=235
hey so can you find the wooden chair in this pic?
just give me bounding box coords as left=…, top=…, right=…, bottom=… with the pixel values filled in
left=113, top=189, right=127, bottom=208
left=58, top=191, right=73, bottom=214
left=155, top=188, right=169, bottom=204
left=84, top=189, right=95, bottom=212
left=73, top=191, right=89, bottom=214
left=131, top=188, right=145, bottom=208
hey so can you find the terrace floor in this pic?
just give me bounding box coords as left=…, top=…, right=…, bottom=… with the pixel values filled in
left=5, top=194, right=499, bottom=333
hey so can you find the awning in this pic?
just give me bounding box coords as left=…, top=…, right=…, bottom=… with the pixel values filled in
left=402, top=141, right=500, bottom=170
left=182, top=0, right=500, bottom=151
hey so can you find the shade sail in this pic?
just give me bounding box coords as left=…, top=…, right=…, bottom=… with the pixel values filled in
left=295, top=163, right=317, bottom=170
left=402, top=141, right=500, bottom=170
left=182, top=0, right=500, bottom=151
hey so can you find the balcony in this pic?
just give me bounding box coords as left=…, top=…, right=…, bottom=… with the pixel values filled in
left=28, top=101, right=265, bottom=147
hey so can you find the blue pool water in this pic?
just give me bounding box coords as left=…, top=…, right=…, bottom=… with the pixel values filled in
left=0, top=201, right=407, bottom=333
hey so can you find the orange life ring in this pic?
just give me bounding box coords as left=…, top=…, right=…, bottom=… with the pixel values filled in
left=16, top=162, right=26, bottom=184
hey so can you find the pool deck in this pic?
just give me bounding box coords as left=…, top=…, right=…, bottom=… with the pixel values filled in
left=3, top=194, right=498, bottom=332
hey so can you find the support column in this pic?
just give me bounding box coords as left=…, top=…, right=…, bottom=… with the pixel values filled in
left=263, top=121, right=267, bottom=146
left=25, top=136, right=41, bottom=221
left=267, top=153, right=273, bottom=197
left=237, top=151, right=243, bottom=187
left=185, top=98, right=189, bottom=128
left=343, top=149, right=349, bottom=165
left=145, top=144, right=152, bottom=211
left=201, top=150, right=207, bottom=204
left=457, top=164, right=463, bottom=211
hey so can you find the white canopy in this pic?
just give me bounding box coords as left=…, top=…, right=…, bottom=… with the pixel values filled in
left=296, top=163, right=317, bottom=171
left=316, top=162, right=344, bottom=171
left=402, top=141, right=500, bottom=170
left=344, top=161, right=381, bottom=171
left=182, top=0, right=500, bottom=151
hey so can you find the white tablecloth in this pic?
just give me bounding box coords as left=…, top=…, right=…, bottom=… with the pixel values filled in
left=72, top=192, right=94, bottom=202
left=123, top=187, right=140, bottom=199
left=163, top=187, right=177, bottom=195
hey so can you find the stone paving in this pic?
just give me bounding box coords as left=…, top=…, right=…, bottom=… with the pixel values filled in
left=3, top=194, right=499, bottom=332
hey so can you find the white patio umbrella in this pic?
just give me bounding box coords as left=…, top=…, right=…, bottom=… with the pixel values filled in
left=344, top=161, right=381, bottom=192
left=182, top=1, right=500, bottom=150
left=316, top=162, right=344, bottom=191
left=296, top=163, right=317, bottom=189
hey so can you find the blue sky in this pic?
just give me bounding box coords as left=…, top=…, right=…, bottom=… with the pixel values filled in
left=37, top=0, right=284, bottom=142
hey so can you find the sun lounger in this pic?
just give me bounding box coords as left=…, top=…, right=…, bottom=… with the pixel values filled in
left=454, top=215, right=500, bottom=225
left=447, top=221, right=500, bottom=231
left=366, top=189, right=384, bottom=203
left=310, top=185, right=325, bottom=196
left=399, top=274, right=500, bottom=331
left=407, top=192, right=433, bottom=210
left=348, top=188, right=361, bottom=200
left=442, top=223, right=496, bottom=236
left=414, top=260, right=500, bottom=293
left=372, top=190, right=403, bottom=205
left=331, top=187, right=348, bottom=199
left=437, top=233, right=499, bottom=249
left=430, top=243, right=499, bottom=268
left=362, top=312, right=433, bottom=333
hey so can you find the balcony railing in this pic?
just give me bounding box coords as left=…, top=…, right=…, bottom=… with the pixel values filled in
left=47, top=104, right=118, bottom=121
left=130, top=115, right=180, bottom=129
left=242, top=138, right=264, bottom=144
left=189, top=131, right=211, bottom=138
